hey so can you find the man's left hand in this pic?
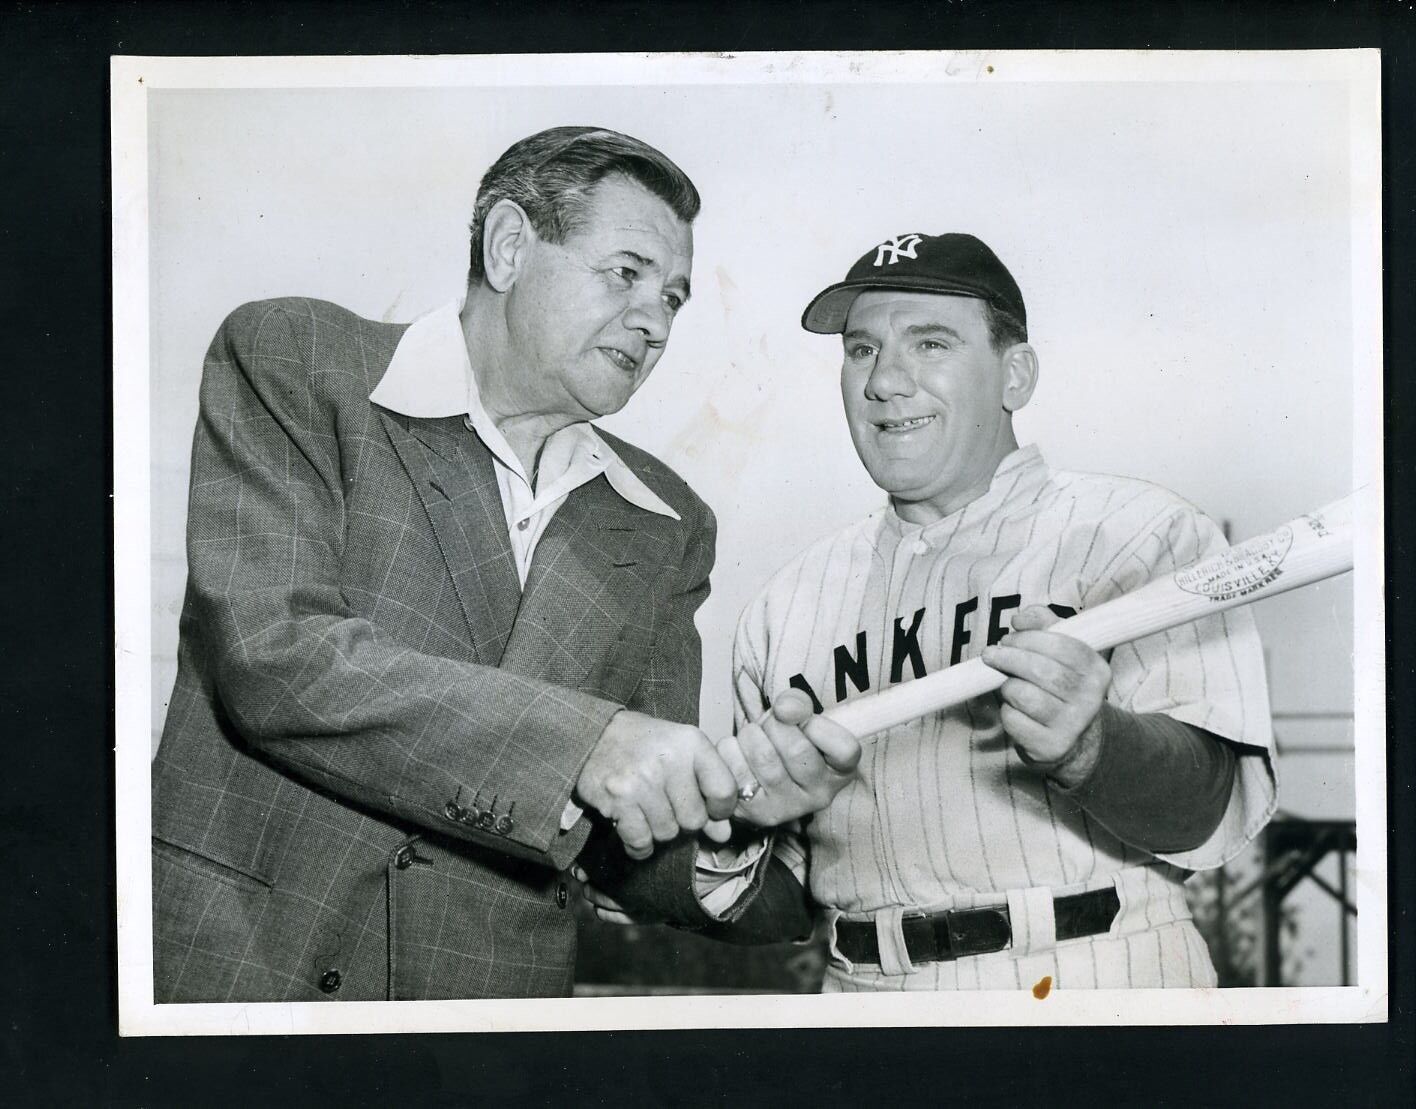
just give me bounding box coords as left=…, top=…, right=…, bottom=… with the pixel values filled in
left=980, top=605, right=1110, bottom=784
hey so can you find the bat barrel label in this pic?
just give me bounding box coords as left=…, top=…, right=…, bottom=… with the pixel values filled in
left=1174, top=526, right=1293, bottom=601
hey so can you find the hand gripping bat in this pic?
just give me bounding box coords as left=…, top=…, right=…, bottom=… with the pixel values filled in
left=707, top=496, right=1352, bottom=837
left=823, top=496, right=1354, bottom=741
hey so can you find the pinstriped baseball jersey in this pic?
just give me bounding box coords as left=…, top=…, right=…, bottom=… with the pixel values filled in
left=732, top=445, right=1275, bottom=988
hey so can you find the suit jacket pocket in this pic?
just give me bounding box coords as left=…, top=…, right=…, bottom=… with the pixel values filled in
left=387, top=844, right=575, bottom=1001
left=152, top=837, right=276, bottom=1003
left=153, top=836, right=274, bottom=892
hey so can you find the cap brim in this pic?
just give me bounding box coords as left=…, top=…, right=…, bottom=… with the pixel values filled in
left=801, top=276, right=991, bottom=334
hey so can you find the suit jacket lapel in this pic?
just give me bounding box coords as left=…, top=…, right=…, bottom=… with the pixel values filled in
left=502, top=476, right=673, bottom=691
left=377, top=408, right=522, bottom=667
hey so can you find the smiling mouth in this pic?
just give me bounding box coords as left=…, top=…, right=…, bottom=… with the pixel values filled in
left=600, top=348, right=641, bottom=373
left=875, top=415, right=936, bottom=433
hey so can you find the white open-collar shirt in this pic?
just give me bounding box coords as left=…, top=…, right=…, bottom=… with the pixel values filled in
left=369, top=300, right=679, bottom=588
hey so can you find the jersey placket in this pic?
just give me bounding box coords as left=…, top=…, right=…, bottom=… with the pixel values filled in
left=868, top=521, right=934, bottom=909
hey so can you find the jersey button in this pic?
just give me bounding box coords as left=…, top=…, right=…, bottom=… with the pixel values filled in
left=516, top=518, right=530, bottom=531
left=911, top=539, right=929, bottom=555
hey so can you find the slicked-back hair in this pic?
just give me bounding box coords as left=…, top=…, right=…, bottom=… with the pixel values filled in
left=467, top=126, right=701, bottom=283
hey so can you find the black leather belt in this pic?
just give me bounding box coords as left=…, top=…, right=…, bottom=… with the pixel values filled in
left=833, top=887, right=1120, bottom=966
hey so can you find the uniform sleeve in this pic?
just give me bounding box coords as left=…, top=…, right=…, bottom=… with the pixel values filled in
left=186, top=303, right=620, bottom=870
left=1083, top=504, right=1276, bottom=870
left=1051, top=703, right=1238, bottom=853
left=732, top=598, right=773, bottom=730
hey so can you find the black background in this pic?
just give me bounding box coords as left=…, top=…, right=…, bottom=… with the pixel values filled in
left=1, top=1, right=1412, bottom=1104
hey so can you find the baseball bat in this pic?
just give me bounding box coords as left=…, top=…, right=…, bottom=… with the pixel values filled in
left=822, top=495, right=1355, bottom=741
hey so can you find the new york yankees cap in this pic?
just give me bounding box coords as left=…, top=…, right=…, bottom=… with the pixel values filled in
left=801, top=232, right=1026, bottom=335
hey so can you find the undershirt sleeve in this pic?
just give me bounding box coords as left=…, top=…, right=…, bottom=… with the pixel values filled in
left=1052, top=702, right=1238, bottom=855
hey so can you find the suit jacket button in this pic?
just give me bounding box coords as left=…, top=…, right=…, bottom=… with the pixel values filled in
left=393, top=845, right=415, bottom=869
left=319, top=968, right=342, bottom=994
left=461, top=808, right=481, bottom=827
left=556, top=882, right=569, bottom=910
left=495, top=814, right=514, bottom=835
left=444, top=802, right=462, bottom=822
left=476, top=810, right=496, bottom=831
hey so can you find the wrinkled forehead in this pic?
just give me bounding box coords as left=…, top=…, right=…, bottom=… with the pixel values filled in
left=576, top=176, right=694, bottom=259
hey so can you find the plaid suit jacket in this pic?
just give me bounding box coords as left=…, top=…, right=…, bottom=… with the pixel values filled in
left=152, top=298, right=718, bottom=1002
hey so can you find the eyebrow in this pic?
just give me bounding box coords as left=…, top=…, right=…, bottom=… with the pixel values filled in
left=842, top=322, right=966, bottom=344
left=613, top=250, right=692, bottom=302
left=903, top=323, right=965, bottom=342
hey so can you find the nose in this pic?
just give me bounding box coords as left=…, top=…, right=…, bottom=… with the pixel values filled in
left=622, top=293, right=672, bottom=345
left=863, top=345, right=915, bottom=401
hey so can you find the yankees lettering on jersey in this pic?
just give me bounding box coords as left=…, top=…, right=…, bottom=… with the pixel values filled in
left=781, top=597, right=1079, bottom=714
left=732, top=446, right=1276, bottom=929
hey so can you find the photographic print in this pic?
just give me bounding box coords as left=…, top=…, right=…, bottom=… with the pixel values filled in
left=112, top=50, right=1384, bottom=1034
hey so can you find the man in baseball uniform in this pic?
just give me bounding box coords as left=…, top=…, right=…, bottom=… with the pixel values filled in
left=591, top=231, right=1276, bottom=991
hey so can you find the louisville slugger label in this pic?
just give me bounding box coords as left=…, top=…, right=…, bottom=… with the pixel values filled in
left=1174, top=525, right=1293, bottom=601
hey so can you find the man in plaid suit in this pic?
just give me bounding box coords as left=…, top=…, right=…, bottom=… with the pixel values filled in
left=151, top=127, right=857, bottom=1002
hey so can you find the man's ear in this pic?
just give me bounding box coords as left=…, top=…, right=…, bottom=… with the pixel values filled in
left=480, top=199, right=537, bottom=293
left=1001, top=343, right=1039, bottom=413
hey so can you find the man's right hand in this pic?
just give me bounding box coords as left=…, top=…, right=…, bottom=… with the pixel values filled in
left=575, top=711, right=739, bottom=860
left=717, top=689, right=862, bottom=827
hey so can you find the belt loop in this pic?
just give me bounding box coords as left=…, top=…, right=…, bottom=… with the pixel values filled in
left=824, top=909, right=856, bottom=975
left=1110, top=866, right=1190, bottom=936
left=1004, top=887, right=1056, bottom=956
left=1111, top=868, right=1153, bottom=937
left=874, top=906, right=916, bottom=977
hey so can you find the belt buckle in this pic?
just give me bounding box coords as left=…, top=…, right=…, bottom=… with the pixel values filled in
left=944, top=906, right=1012, bottom=960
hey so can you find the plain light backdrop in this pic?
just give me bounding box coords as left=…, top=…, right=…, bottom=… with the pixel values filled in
left=148, top=76, right=1359, bottom=833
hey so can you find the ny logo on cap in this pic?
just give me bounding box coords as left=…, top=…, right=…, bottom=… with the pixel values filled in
left=873, top=233, right=923, bottom=267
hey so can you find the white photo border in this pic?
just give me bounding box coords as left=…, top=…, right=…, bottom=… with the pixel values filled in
left=113, top=49, right=1386, bottom=1036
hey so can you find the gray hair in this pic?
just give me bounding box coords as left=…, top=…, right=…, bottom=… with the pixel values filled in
left=467, top=126, right=701, bottom=282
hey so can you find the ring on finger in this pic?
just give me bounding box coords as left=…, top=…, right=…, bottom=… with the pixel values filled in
left=738, top=778, right=762, bottom=803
